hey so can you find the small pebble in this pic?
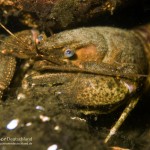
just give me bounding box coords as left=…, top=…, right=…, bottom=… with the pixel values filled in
left=6, top=119, right=19, bottom=130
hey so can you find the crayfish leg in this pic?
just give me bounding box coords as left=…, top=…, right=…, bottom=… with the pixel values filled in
left=104, top=96, right=140, bottom=143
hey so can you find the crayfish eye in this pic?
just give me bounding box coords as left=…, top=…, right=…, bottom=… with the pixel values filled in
left=36, top=35, right=44, bottom=44
left=64, top=49, right=75, bottom=58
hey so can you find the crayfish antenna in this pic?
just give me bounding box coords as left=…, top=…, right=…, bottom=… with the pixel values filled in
left=0, top=23, right=19, bottom=39
left=0, top=22, right=39, bottom=58
left=0, top=22, right=33, bottom=50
